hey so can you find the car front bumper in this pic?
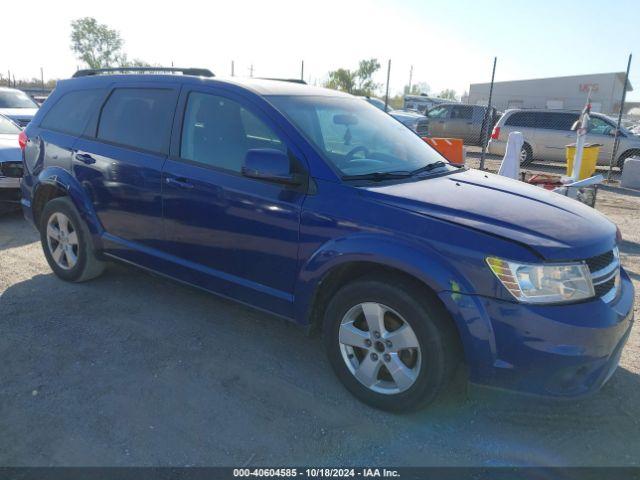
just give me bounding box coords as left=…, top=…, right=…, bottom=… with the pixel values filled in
left=439, top=267, right=635, bottom=397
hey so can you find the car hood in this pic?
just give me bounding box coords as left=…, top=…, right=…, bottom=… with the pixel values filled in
left=0, top=108, right=37, bottom=120
left=0, top=135, right=21, bottom=162
left=364, top=168, right=616, bottom=260
left=390, top=110, right=425, bottom=122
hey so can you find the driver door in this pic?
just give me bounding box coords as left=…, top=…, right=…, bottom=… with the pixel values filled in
left=161, top=87, right=307, bottom=317
left=587, top=116, right=615, bottom=164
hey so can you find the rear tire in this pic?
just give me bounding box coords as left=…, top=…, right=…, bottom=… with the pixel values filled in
left=323, top=278, right=460, bottom=412
left=520, top=143, right=533, bottom=166
left=40, top=197, right=105, bottom=282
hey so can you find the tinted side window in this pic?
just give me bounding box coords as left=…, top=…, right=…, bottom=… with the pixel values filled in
left=504, top=112, right=536, bottom=128
left=538, top=112, right=578, bottom=131
left=98, top=88, right=175, bottom=154
left=450, top=106, right=473, bottom=120
left=180, top=92, right=285, bottom=172
left=40, top=89, right=104, bottom=136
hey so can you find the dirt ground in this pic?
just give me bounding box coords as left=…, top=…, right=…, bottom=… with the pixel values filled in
left=0, top=186, right=638, bottom=467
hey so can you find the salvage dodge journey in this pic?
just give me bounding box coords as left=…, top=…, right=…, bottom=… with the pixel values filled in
left=15, top=67, right=634, bottom=411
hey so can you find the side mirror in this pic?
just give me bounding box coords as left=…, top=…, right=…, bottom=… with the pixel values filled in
left=242, top=149, right=303, bottom=186
left=0, top=160, right=24, bottom=178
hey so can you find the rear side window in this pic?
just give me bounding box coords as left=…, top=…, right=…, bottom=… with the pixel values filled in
left=98, top=88, right=176, bottom=154
left=504, top=111, right=536, bottom=128
left=40, top=89, right=104, bottom=136
left=450, top=106, right=473, bottom=120
left=538, top=112, right=578, bottom=131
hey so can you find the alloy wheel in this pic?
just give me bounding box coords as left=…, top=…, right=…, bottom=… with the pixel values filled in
left=338, top=302, right=421, bottom=395
left=46, top=212, right=79, bottom=270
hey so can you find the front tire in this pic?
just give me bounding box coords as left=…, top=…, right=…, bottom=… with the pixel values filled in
left=323, top=278, right=460, bottom=412
left=40, top=197, right=105, bottom=282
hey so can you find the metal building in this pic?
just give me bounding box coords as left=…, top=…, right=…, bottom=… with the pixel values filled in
left=468, top=72, right=632, bottom=114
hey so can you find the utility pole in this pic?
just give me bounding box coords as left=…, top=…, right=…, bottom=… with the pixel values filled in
left=607, top=53, right=632, bottom=182
left=249, top=64, right=254, bottom=77
left=40, top=67, right=44, bottom=92
left=479, top=57, right=497, bottom=170
left=231, top=61, right=235, bottom=76
left=384, top=59, right=391, bottom=112
left=408, top=65, right=413, bottom=93
left=300, top=60, right=304, bottom=81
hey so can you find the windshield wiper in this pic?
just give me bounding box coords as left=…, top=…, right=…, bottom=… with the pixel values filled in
left=410, top=161, right=448, bottom=175
left=342, top=171, right=413, bottom=182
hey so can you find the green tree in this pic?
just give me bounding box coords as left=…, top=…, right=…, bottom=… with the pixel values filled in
left=70, top=17, right=124, bottom=69
left=437, top=89, right=457, bottom=101
left=326, top=68, right=356, bottom=93
left=404, top=82, right=430, bottom=96
left=325, top=58, right=381, bottom=96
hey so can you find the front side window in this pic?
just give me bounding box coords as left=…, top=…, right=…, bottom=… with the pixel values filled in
left=269, top=95, right=452, bottom=178
left=427, top=106, right=449, bottom=119
left=589, top=117, right=614, bottom=135
left=0, top=115, right=21, bottom=134
left=98, top=88, right=176, bottom=154
left=0, top=90, right=38, bottom=109
left=41, top=89, right=104, bottom=136
left=181, top=92, right=285, bottom=172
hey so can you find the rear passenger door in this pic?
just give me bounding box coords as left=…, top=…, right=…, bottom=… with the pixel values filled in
left=161, top=87, right=306, bottom=317
left=73, top=83, right=180, bottom=253
left=535, top=112, right=578, bottom=161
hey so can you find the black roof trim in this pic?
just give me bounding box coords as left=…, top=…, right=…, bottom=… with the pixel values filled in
left=72, top=67, right=215, bottom=78
left=255, top=77, right=307, bottom=84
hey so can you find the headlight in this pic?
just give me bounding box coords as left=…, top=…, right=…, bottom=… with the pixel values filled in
left=486, top=257, right=594, bottom=304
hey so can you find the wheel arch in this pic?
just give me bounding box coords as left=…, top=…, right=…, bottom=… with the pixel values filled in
left=617, top=148, right=640, bottom=167
left=296, top=234, right=474, bottom=344
left=35, top=166, right=103, bottom=236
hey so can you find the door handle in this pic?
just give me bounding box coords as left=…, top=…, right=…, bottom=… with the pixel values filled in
left=75, top=153, right=96, bottom=165
left=165, top=176, right=194, bottom=189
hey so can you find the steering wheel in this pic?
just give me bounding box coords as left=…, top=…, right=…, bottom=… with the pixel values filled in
left=345, top=145, right=370, bottom=162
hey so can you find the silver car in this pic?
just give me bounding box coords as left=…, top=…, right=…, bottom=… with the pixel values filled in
left=0, top=87, right=39, bottom=128
left=488, top=109, right=640, bottom=169
left=426, top=103, right=498, bottom=146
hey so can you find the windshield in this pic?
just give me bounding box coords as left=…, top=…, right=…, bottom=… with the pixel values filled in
left=0, top=90, right=38, bottom=109
left=0, top=115, right=20, bottom=134
left=269, top=95, right=452, bottom=178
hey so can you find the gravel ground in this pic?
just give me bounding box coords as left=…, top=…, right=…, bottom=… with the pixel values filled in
left=0, top=185, right=638, bottom=467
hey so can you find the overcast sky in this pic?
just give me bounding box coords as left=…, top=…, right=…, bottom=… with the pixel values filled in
left=3, top=0, right=639, bottom=100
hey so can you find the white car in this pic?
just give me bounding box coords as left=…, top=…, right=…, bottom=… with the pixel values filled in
left=0, top=87, right=39, bottom=128
left=0, top=114, right=22, bottom=214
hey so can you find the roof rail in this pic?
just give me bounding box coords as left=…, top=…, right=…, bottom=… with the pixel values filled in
left=256, top=77, right=307, bottom=84
left=72, top=67, right=215, bottom=78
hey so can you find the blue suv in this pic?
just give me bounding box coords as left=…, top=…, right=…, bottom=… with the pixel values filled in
left=16, top=67, right=634, bottom=411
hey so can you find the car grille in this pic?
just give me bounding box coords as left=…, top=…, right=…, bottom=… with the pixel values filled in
left=585, top=248, right=620, bottom=303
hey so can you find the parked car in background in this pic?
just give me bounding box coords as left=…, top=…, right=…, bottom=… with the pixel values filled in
left=403, top=94, right=449, bottom=114
left=426, top=103, right=498, bottom=146
left=363, top=96, right=429, bottom=136
left=15, top=68, right=634, bottom=412
left=0, top=114, right=23, bottom=214
left=0, top=87, right=40, bottom=128
left=488, top=109, right=640, bottom=169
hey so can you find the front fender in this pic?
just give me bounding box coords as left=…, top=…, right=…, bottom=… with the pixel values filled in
left=36, top=166, right=103, bottom=237
left=294, top=232, right=475, bottom=322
